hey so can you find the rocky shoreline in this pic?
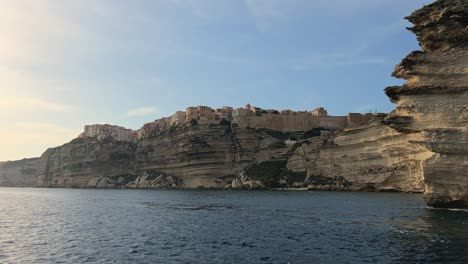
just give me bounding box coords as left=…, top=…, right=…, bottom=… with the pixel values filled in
left=0, top=0, right=466, bottom=208
left=0, top=117, right=431, bottom=193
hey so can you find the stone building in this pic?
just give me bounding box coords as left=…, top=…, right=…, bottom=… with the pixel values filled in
left=231, top=106, right=348, bottom=131
left=171, top=111, right=186, bottom=125
left=216, top=106, right=233, bottom=121
left=232, top=107, right=255, bottom=117
left=136, top=117, right=173, bottom=139
left=310, top=107, right=328, bottom=116
left=185, top=107, right=198, bottom=123
left=130, top=105, right=376, bottom=141
left=185, top=106, right=217, bottom=125
left=81, top=124, right=134, bottom=141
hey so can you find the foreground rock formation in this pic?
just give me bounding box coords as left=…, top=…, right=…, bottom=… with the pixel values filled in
left=286, top=117, right=432, bottom=192
left=384, top=0, right=468, bottom=208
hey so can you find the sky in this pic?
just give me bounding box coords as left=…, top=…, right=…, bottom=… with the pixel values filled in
left=0, top=0, right=433, bottom=161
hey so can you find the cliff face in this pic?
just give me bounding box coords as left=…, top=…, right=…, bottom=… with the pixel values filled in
left=285, top=118, right=432, bottom=192
left=134, top=124, right=289, bottom=188
left=4, top=120, right=426, bottom=192
left=1, top=1, right=465, bottom=205
left=0, top=119, right=439, bottom=194
left=0, top=124, right=293, bottom=189
left=0, top=158, right=43, bottom=187
left=385, top=0, right=468, bottom=207
left=37, top=137, right=136, bottom=188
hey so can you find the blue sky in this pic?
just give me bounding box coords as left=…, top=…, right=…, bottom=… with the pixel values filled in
left=0, top=0, right=433, bottom=160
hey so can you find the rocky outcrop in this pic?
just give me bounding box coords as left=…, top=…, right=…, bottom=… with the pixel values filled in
left=134, top=124, right=291, bottom=188
left=135, top=124, right=238, bottom=188
left=228, top=116, right=432, bottom=192
left=0, top=118, right=436, bottom=193
left=384, top=0, right=468, bottom=207
left=230, top=160, right=300, bottom=189
left=286, top=117, right=432, bottom=192
left=125, top=173, right=180, bottom=189
left=230, top=170, right=266, bottom=190
left=85, top=172, right=181, bottom=189
left=0, top=123, right=295, bottom=189
left=0, top=158, right=43, bottom=186
left=0, top=118, right=432, bottom=193
left=37, top=137, right=136, bottom=187
left=230, top=160, right=350, bottom=191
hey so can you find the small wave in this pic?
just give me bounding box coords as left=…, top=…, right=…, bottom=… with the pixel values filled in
left=425, top=206, right=468, bottom=213
left=141, top=202, right=240, bottom=211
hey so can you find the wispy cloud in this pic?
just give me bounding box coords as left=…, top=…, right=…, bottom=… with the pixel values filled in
left=289, top=43, right=392, bottom=71
left=244, top=0, right=290, bottom=21
left=167, top=47, right=390, bottom=71
left=290, top=55, right=390, bottom=71
left=0, top=1, right=88, bottom=65
left=14, top=122, right=81, bottom=139
left=125, top=107, right=157, bottom=117
left=243, top=0, right=419, bottom=34
left=0, top=64, right=76, bottom=112
left=244, top=0, right=292, bottom=32
left=168, top=0, right=240, bottom=22
left=0, top=96, right=74, bottom=112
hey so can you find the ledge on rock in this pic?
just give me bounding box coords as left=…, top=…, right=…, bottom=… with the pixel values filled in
left=406, top=0, right=468, bottom=52
left=384, top=0, right=468, bottom=208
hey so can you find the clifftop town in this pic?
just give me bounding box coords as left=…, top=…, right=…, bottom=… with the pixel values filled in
left=0, top=0, right=465, bottom=209
left=78, top=104, right=377, bottom=142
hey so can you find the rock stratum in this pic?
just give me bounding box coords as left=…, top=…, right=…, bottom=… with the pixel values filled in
left=384, top=0, right=468, bottom=208
left=0, top=118, right=431, bottom=193
left=0, top=0, right=466, bottom=208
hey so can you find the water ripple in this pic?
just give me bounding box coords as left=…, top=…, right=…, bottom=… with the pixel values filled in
left=0, top=188, right=467, bottom=263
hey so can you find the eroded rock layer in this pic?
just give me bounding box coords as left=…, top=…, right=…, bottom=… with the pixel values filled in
left=385, top=0, right=468, bottom=207
left=37, top=137, right=136, bottom=187
left=133, top=124, right=290, bottom=188
left=0, top=119, right=431, bottom=192
left=285, top=118, right=432, bottom=192
left=0, top=124, right=293, bottom=189
left=0, top=158, right=43, bottom=187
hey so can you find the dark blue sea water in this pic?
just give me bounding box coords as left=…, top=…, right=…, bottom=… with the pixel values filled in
left=0, top=188, right=467, bottom=264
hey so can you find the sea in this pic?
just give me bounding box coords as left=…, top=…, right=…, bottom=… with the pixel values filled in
left=0, top=187, right=467, bottom=264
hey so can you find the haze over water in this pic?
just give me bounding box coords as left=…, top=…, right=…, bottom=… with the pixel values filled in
left=1, top=188, right=467, bottom=263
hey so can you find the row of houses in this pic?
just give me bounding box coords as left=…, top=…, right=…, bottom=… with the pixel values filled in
left=173, top=104, right=329, bottom=124
left=170, top=106, right=234, bottom=125
left=78, top=105, right=376, bottom=142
